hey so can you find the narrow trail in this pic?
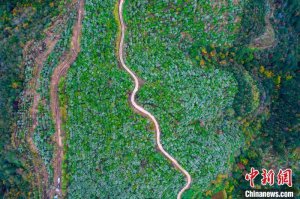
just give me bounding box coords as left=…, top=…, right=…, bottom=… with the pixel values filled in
left=24, top=34, right=59, bottom=198
left=250, top=0, right=276, bottom=49
left=118, top=0, right=192, bottom=198
left=30, top=36, right=59, bottom=197
left=50, top=0, right=84, bottom=197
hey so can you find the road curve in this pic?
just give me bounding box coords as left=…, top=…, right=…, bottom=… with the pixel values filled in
left=50, top=0, right=84, bottom=197
left=118, top=0, right=192, bottom=198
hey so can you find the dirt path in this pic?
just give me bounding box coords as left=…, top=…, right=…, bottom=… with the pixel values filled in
left=250, top=0, right=276, bottom=49
left=21, top=19, right=64, bottom=197
left=28, top=35, right=59, bottom=197
left=50, top=0, right=84, bottom=197
left=118, top=0, right=192, bottom=198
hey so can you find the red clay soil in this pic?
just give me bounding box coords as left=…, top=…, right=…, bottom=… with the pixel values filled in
left=50, top=0, right=84, bottom=197
left=22, top=22, right=62, bottom=197
left=30, top=36, right=59, bottom=197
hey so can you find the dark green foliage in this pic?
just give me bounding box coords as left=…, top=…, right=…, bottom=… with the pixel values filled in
left=225, top=0, right=299, bottom=197
left=264, top=77, right=299, bottom=153
left=236, top=0, right=266, bottom=44
left=0, top=150, right=30, bottom=197
left=259, top=0, right=299, bottom=153
left=0, top=0, right=68, bottom=196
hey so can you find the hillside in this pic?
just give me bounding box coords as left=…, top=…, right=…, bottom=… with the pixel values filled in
left=0, top=0, right=298, bottom=198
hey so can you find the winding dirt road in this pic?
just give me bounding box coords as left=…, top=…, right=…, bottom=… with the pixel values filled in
left=118, top=0, right=192, bottom=198
left=24, top=32, right=59, bottom=198
left=50, top=0, right=84, bottom=197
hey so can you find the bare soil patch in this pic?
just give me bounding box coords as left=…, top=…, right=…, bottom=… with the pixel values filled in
left=50, top=0, right=84, bottom=197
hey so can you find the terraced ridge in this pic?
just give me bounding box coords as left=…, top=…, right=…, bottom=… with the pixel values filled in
left=50, top=0, right=84, bottom=197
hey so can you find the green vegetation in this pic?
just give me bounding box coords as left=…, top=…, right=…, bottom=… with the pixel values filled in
left=16, top=3, right=78, bottom=197
left=125, top=1, right=250, bottom=195
left=64, top=1, right=184, bottom=198
left=1, top=0, right=298, bottom=198
left=63, top=0, right=257, bottom=198
left=0, top=0, right=73, bottom=196
left=122, top=0, right=259, bottom=197
left=33, top=11, right=75, bottom=179
left=65, top=0, right=298, bottom=198
left=224, top=0, right=299, bottom=197
left=0, top=0, right=66, bottom=137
